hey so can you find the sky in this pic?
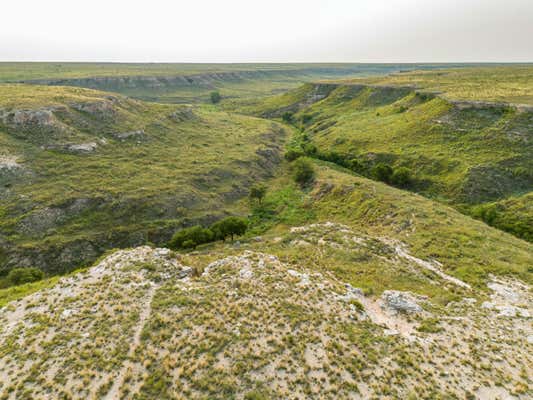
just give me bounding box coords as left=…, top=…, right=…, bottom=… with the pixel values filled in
left=1, top=0, right=532, bottom=63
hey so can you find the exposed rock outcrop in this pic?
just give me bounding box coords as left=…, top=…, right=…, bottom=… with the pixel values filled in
left=113, top=130, right=145, bottom=141
left=381, top=290, right=424, bottom=314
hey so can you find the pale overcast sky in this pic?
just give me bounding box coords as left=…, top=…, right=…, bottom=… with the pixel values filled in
left=1, top=0, right=532, bottom=62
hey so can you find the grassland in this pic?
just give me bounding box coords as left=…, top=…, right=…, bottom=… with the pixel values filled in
left=2, top=62, right=511, bottom=105
left=343, top=66, right=533, bottom=105
left=0, top=62, right=484, bottom=83
left=0, top=84, right=287, bottom=275
left=0, top=63, right=532, bottom=398
left=240, top=74, right=533, bottom=241
left=1, top=161, right=531, bottom=399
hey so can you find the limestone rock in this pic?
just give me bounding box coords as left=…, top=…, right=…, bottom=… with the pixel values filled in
left=381, top=290, right=423, bottom=314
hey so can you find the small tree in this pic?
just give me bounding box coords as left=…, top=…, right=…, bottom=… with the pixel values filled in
left=292, top=158, right=315, bottom=186
left=7, top=267, right=44, bottom=286
left=391, top=167, right=412, bottom=187
left=168, top=226, right=213, bottom=249
left=211, top=216, right=248, bottom=241
left=210, top=91, right=221, bottom=104
left=249, top=184, right=267, bottom=204
left=371, top=163, right=393, bottom=183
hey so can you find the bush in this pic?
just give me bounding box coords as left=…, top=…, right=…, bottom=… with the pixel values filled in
left=249, top=184, right=267, bottom=204
left=302, top=143, right=317, bottom=156
left=211, top=216, right=248, bottom=241
left=292, top=158, right=315, bottom=186
left=281, top=111, right=294, bottom=123
left=301, top=114, right=313, bottom=124
left=168, top=226, right=213, bottom=249
left=391, top=167, right=412, bottom=187
left=285, top=149, right=304, bottom=161
left=348, top=158, right=365, bottom=173
left=210, top=91, right=221, bottom=104
left=7, top=267, right=44, bottom=286
left=371, top=163, right=393, bottom=183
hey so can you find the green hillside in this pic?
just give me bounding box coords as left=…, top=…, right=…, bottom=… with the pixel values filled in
left=1, top=160, right=531, bottom=399
left=242, top=79, right=533, bottom=241
left=0, top=84, right=286, bottom=275
left=343, top=66, right=533, bottom=105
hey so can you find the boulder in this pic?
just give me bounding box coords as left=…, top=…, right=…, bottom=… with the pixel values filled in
left=381, top=290, right=423, bottom=314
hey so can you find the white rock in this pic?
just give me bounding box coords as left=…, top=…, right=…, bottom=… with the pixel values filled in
left=381, top=290, right=423, bottom=314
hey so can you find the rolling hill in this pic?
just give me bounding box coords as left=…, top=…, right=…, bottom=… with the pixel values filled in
left=0, top=64, right=531, bottom=400
left=0, top=84, right=286, bottom=275
left=1, top=160, right=531, bottom=399
left=238, top=69, right=533, bottom=241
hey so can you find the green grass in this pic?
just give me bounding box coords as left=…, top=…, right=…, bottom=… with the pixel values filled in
left=0, top=276, right=60, bottom=307
left=0, top=63, right=386, bottom=82
left=344, top=66, right=533, bottom=105
left=245, top=75, right=532, bottom=241
left=0, top=84, right=118, bottom=108
left=249, top=160, right=532, bottom=297
left=0, top=85, right=287, bottom=274
left=2, top=62, right=517, bottom=104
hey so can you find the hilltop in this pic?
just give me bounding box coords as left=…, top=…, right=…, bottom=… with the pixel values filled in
left=342, top=66, right=533, bottom=106
left=1, top=161, right=531, bottom=399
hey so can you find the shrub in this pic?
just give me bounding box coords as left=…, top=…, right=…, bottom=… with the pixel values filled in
left=210, top=91, right=221, bottom=104
left=348, top=158, right=365, bottom=173
left=292, top=158, right=315, bottom=186
left=285, top=149, right=304, bottom=161
left=249, top=184, right=267, bottom=204
left=391, top=166, right=412, bottom=187
left=211, top=216, right=248, bottom=241
left=301, top=114, right=313, bottom=124
left=371, top=163, right=393, bottom=183
left=281, top=111, right=294, bottom=123
left=302, top=143, right=317, bottom=156
left=168, top=226, right=213, bottom=249
left=7, top=267, right=44, bottom=286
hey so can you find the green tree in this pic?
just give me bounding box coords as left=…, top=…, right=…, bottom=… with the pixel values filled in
left=168, top=226, right=213, bottom=249
left=249, top=184, right=267, bottom=204
left=292, top=158, right=315, bottom=186
left=371, top=163, right=393, bottom=183
left=210, top=91, right=222, bottom=104
left=391, top=167, right=412, bottom=187
left=211, top=216, right=248, bottom=241
left=7, top=267, right=44, bottom=286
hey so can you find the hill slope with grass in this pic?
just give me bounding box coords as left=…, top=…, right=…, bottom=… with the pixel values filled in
left=1, top=161, right=531, bottom=399
left=0, top=84, right=287, bottom=276
left=343, top=66, right=533, bottom=105
left=241, top=77, right=533, bottom=241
